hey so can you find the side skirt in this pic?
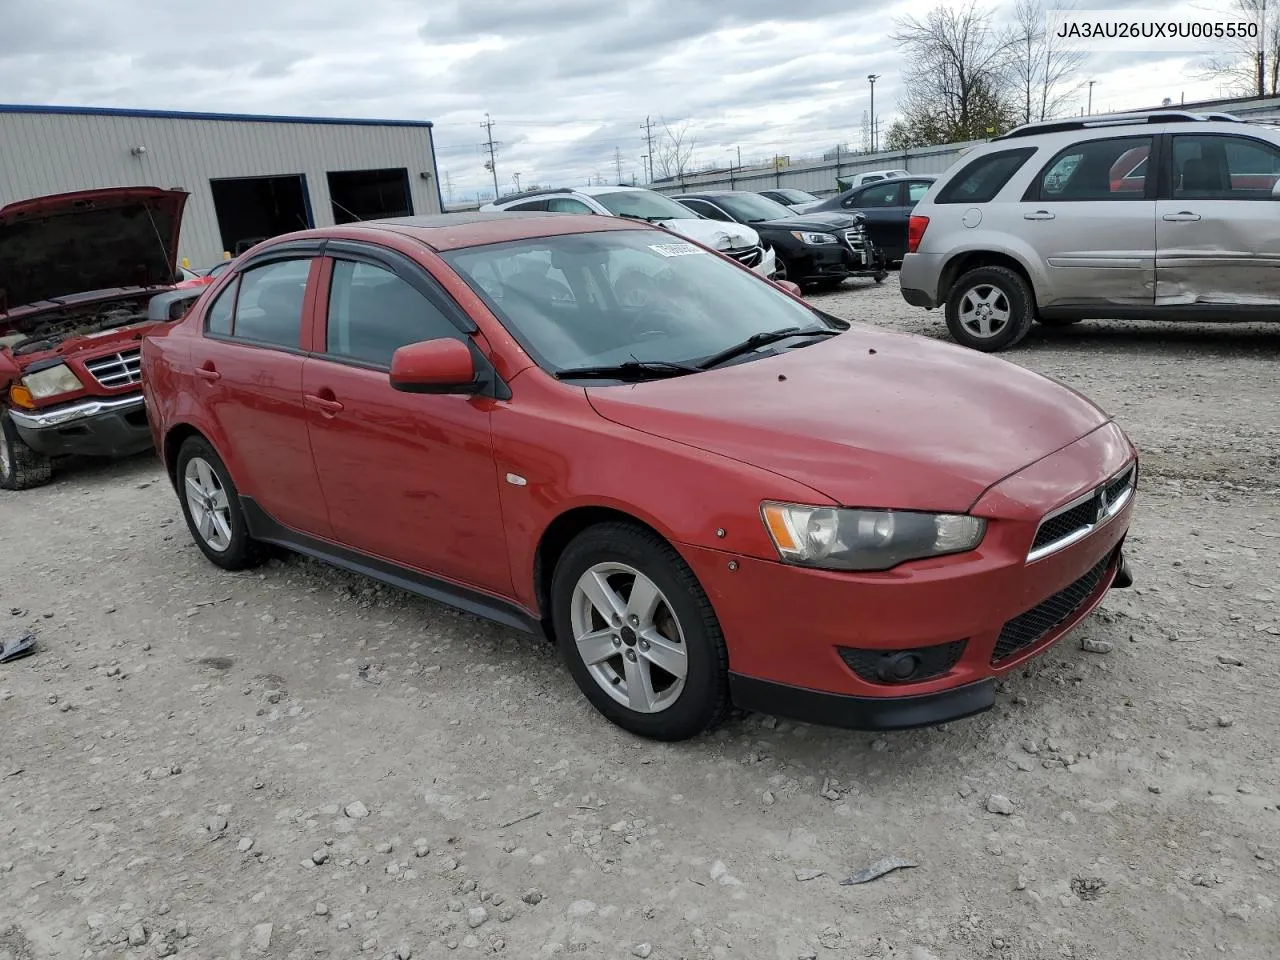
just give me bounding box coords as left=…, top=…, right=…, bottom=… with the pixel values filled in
left=240, top=497, right=540, bottom=635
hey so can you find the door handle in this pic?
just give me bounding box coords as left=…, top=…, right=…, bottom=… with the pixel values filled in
left=304, top=393, right=344, bottom=415
left=195, top=363, right=220, bottom=382
left=1023, top=210, right=1055, bottom=220
left=1163, top=211, right=1201, bottom=222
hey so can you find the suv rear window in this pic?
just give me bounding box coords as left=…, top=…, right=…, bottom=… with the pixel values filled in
left=936, top=148, right=1036, bottom=204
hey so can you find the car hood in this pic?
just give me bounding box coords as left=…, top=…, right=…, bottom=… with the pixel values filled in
left=585, top=326, right=1110, bottom=513
left=0, top=187, right=188, bottom=316
left=654, top=218, right=760, bottom=250
left=754, top=212, right=864, bottom=233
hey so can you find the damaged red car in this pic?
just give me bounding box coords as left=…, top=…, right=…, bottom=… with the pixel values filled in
left=0, top=187, right=198, bottom=489
left=142, top=212, right=1137, bottom=741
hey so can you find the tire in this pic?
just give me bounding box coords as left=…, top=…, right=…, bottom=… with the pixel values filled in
left=550, top=522, right=729, bottom=741
left=944, top=265, right=1036, bottom=352
left=0, top=412, right=53, bottom=491
left=771, top=258, right=788, bottom=282
left=174, top=435, right=265, bottom=570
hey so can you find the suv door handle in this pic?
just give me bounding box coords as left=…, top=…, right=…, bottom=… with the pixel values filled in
left=1023, top=210, right=1055, bottom=220
left=1163, top=211, right=1201, bottom=222
left=304, top=392, right=344, bottom=416
left=195, top=363, right=220, bottom=382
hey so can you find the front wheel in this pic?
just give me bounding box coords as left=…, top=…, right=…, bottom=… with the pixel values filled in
left=0, top=413, right=53, bottom=491
left=550, top=523, right=729, bottom=741
left=944, top=265, right=1035, bottom=352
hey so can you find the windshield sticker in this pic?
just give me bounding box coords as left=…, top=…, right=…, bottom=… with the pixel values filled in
left=649, top=242, right=705, bottom=257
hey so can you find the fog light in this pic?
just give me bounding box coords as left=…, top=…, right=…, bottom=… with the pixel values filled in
left=877, top=652, right=922, bottom=683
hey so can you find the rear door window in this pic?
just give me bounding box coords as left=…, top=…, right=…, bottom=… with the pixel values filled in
left=851, top=182, right=904, bottom=208
left=223, top=258, right=311, bottom=348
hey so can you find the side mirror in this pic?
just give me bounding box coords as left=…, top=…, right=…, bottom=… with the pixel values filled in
left=389, top=338, right=478, bottom=394
left=775, top=279, right=803, bottom=297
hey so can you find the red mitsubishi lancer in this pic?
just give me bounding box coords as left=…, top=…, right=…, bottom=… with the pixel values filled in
left=141, top=211, right=1137, bottom=741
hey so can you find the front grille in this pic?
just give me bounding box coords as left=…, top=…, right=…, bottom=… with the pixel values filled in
left=728, top=245, right=764, bottom=269
left=839, top=638, right=967, bottom=685
left=1028, top=462, right=1135, bottom=559
left=84, top=348, right=142, bottom=388
left=991, top=553, right=1112, bottom=663
left=842, top=229, right=866, bottom=249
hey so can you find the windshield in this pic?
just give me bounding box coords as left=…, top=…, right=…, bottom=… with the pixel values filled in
left=774, top=189, right=817, bottom=203
left=443, top=229, right=834, bottom=379
left=593, top=190, right=702, bottom=222
left=715, top=193, right=797, bottom=223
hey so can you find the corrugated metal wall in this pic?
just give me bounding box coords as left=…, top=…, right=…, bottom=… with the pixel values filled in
left=0, top=109, right=442, bottom=266
left=648, top=140, right=982, bottom=197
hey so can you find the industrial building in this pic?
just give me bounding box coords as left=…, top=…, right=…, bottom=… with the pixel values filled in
left=0, top=104, right=443, bottom=268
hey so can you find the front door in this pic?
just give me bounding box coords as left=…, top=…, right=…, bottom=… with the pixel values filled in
left=1156, top=132, right=1280, bottom=307
left=843, top=180, right=904, bottom=257
left=192, top=252, right=333, bottom=538
left=1018, top=134, right=1157, bottom=309
left=300, top=246, right=512, bottom=597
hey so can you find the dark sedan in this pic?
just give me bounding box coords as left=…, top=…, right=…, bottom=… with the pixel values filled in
left=671, top=191, right=887, bottom=289
left=805, top=176, right=936, bottom=263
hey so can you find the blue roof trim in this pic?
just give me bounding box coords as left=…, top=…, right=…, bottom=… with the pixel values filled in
left=0, top=103, right=433, bottom=128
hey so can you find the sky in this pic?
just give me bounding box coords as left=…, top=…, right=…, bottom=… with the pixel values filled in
left=0, top=0, right=1249, bottom=202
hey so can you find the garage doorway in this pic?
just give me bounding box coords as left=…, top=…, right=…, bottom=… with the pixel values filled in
left=327, top=168, right=413, bottom=224
left=210, top=174, right=313, bottom=256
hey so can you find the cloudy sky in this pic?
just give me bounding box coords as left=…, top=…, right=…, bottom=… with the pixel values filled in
left=0, top=0, right=1247, bottom=201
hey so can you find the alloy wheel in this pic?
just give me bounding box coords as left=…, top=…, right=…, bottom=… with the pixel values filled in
left=570, top=561, right=688, bottom=714
left=958, top=283, right=1012, bottom=339
left=183, top=456, right=233, bottom=552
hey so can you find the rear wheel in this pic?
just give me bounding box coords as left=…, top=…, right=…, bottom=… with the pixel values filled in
left=944, top=265, right=1035, bottom=352
left=551, top=522, right=729, bottom=741
left=175, top=436, right=265, bottom=570
left=0, top=413, right=53, bottom=491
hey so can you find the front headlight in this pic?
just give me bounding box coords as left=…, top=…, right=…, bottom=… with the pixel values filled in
left=22, top=363, right=84, bottom=400
left=761, top=502, right=986, bottom=571
left=791, top=231, right=838, bottom=245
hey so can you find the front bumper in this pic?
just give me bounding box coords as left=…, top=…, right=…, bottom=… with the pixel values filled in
left=8, top=393, right=153, bottom=458
left=749, top=246, right=778, bottom=278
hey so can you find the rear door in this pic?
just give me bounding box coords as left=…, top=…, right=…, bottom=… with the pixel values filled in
left=1018, top=134, right=1157, bottom=309
left=1155, top=132, right=1280, bottom=307
left=301, top=242, right=512, bottom=596
left=192, top=246, right=333, bottom=537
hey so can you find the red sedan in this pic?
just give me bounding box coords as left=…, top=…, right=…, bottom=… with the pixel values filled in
left=141, top=212, right=1137, bottom=741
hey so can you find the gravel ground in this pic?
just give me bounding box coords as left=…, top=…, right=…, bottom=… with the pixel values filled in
left=2, top=276, right=1278, bottom=960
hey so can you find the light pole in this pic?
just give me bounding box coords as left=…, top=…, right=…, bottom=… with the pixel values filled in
left=868, top=74, right=881, bottom=153
left=1087, top=80, right=1095, bottom=115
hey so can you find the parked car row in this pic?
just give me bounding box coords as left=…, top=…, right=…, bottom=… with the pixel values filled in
left=899, top=109, right=1280, bottom=351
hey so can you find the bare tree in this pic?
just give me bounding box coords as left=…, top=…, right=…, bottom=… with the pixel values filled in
left=1009, top=0, right=1086, bottom=124
left=1197, top=0, right=1280, bottom=97
left=653, top=119, right=696, bottom=180
left=891, top=2, right=1019, bottom=147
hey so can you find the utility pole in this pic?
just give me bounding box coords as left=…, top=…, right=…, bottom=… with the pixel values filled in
left=1086, top=81, right=1095, bottom=115
left=867, top=74, right=880, bottom=153
left=481, top=112, right=500, bottom=199
left=614, top=147, right=623, bottom=183
left=1259, top=0, right=1268, bottom=97
left=642, top=116, right=656, bottom=183
left=512, top=172, right=521, bottom=192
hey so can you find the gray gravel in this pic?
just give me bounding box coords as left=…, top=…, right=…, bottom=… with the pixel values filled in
left=1, top=274, right=1278, bottom=958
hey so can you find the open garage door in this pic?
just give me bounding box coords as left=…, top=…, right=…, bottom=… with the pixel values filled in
left=210, top=174, right=313, bottom=256
left=327, top=168, right=413, bottom=224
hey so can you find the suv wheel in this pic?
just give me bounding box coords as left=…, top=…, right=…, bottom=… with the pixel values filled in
left=551, top=522, right=729, bottom=741
left=175, top=436, right=265, bottom=570
left=945, top=266, right=1035, bottom=352
left=0, top=413, right=54, bottom=490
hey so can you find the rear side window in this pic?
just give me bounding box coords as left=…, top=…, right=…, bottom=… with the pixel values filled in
left=507, top=199, right=549, bottom=211
left=936, top=148, right=1036, bottom=204
left=204, top=279, right=237, bottom=336
left=546, top=197, right=593, bottom=213
left=1031, top=136, right=1153, bottom=201
left=229, top=259, right=311, bottom=348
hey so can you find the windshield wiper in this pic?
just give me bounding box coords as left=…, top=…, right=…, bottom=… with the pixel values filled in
left=697, top=327, right=839, bottom=371
left=554, top=359, right=700, bottom=381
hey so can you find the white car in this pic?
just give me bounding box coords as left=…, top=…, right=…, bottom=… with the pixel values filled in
left=481, top=185, right=778, bottom=278
left=843, top=168, right=910, bottom=188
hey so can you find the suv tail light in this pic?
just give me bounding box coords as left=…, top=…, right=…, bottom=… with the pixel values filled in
left=907, top=215, right=930, bottom=254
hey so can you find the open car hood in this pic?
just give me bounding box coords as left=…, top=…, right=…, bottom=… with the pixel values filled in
left=0, top=187, right=188, bottom=315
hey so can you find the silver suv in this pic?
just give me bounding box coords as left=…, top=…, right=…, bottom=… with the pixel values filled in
left=899, top=110, right=1280, bottom=351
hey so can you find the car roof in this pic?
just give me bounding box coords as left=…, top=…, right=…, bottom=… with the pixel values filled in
left=262, top=211, right=649, bottom=253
